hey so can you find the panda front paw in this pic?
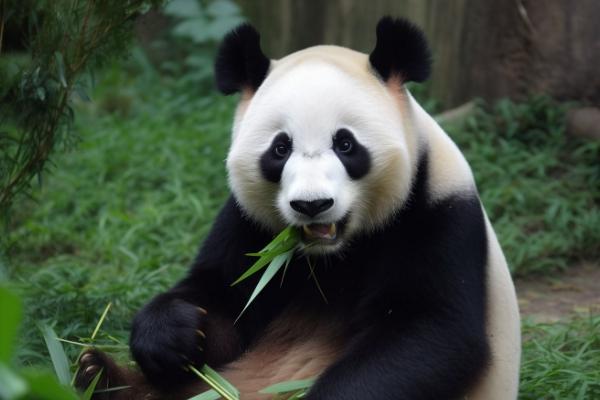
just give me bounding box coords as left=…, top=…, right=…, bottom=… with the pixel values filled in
left=130, top=295, right=208, bottom=386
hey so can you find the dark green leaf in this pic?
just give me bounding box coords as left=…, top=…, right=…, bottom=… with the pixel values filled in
left=0, top=287, right=21, bottom=363
left=21, top=370, right=79, bottom=400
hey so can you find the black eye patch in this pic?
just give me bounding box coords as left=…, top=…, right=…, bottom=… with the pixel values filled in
left=260, top=132, right=292, bottom=183
left=333, top=129, right=371, bottom=179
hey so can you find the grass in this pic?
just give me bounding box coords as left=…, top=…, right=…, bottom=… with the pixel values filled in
left=520, top=316, right=600, bottom=399
left=446, top=96, right=600, bottom=276
left=3, top=64, right=235, bottom=364
left=1, top=60, right=598, bottom=398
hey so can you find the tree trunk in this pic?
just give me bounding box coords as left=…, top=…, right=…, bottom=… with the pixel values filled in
left=238, top=0, right=600, bottom=107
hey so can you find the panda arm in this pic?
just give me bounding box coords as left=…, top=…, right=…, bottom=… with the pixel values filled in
left=307, top=195, right=491, bottom=400
left=130, top=196, right=272, bottom=384
left=305, top=311, right=488, bottom=400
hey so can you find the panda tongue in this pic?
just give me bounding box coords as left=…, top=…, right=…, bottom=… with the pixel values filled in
left=305, top=223, right=336, bottom=239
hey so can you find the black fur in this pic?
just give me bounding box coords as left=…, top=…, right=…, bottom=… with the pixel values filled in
left=260, top=132, right=293, bottom=183
left=214, top=23, right=271, bottom=95
left=369, top=17, right=432, bottom=83
left=130, top=153, right=490, bottom=399
left=332, top=128, right=371, bottom=179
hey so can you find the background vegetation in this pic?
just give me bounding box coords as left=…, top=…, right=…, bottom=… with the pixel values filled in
left=1, top=0, right=598, bottom=398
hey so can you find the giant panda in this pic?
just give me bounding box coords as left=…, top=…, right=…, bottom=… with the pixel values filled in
left=75, top=17, right=521, bottom=400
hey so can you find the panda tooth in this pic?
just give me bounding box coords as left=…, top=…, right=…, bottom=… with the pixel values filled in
left=329, top=223, right=337, bottom=237
left=303, top=225, right=312, bottom=236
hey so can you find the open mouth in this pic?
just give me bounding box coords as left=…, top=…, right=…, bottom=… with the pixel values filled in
left=300, top=217, right=348, bottom=245
left=302, top=223, right=338, bottom=241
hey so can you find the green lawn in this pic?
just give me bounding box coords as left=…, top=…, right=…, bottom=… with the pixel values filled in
left=2, top=62, right=599, bottom=397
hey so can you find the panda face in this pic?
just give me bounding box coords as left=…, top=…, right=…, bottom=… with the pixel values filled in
left=227, top=48, right=417, bottom=254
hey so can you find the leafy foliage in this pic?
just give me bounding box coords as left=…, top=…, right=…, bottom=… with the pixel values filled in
left=0, top=286, right=79, bottom=400
left=520, top=316, right=600, bottom=399
left=0, top=0, right=163, bottom=224
left=161, top=0, right=244, bottom=86
left=446, top=96, right=600, bottom=275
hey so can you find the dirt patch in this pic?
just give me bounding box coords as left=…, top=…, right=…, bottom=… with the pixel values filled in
left=515, top=262, right=600, bottom=322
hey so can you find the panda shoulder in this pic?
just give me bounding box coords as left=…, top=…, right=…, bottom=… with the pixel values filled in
left=407, top=94, right=476, bottom=202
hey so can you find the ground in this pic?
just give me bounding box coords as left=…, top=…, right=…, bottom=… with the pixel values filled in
left=516, top=262, right=600, bottom=322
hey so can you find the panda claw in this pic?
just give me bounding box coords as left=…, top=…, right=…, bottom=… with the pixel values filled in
left=197, top=306, right=208, bottom=315
left=80, top=352, right=94, bottom=364
left=85, top=365, right=100, bottom=375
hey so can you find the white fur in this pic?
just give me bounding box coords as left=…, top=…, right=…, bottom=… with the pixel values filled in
left=404, top=92, right=476, bottom=201
left=466, top=215, right=521, bottom=399
left=227, top=51, right=414, bottom=238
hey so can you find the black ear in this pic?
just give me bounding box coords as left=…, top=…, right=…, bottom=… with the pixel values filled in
left=215, top=24, right=271, bottom=95
left=369, top=17, right=432, bottom=83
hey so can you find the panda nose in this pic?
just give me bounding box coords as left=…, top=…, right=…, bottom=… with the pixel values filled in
left=290, top=198, right=334, bottom=217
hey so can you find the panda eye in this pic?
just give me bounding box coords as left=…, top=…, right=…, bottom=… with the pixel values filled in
left=337, top=139, right=353, bottom=153
left=273, top=142, right=290, bottom=158
left=334, top=130, right=356, bottom=154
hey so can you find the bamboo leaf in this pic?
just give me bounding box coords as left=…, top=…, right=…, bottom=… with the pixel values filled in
left=81, top=368, right=103, bottom=400
left=189, top=365, right=238, bottom=400
left=233, top=227, right=299, bottom=286
left=235, top=252, right=290, bottom=322
left=187, top=389, right=221, bottom=400
left=260, top=378, right=314, bottom=394
left=231, top=253, right=275, bottom=286
left=91, top=303, right=112, bottom=340
left=39, top=324, right=72, bottom=386
left=201, top=365, right=239, bottom=397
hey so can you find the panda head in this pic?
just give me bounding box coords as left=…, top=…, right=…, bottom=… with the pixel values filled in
left=217, top=17, right=431, bottom=254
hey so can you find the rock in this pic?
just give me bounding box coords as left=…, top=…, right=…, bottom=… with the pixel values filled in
left=566, top=107, right=600, bottom=140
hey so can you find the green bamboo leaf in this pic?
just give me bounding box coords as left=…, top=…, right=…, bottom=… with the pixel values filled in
left=201, top=365, right=239, bottom=397
left=81, top=368, right=103, bottom=400
left=91, top=303, right=112, bottom=340
left=231, top=253, right=276, bottom=286
left=189, top=365, right=238, bottom=400
left=187, top=389, right=221, bottom=400
left=233, top=227, right=300, bottom=286
left=235, top=252, right=290, bottom=322
left=39, top=324, right=72, bottom=386
left=288, top=389, right=309, bottom=399
left=260, top=378, right=315, bottom=394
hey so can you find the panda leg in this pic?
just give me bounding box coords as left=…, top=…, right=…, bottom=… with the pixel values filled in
left=75, top=349, right=212, bottom=400
left=75, top=349, right=159, bottom=400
